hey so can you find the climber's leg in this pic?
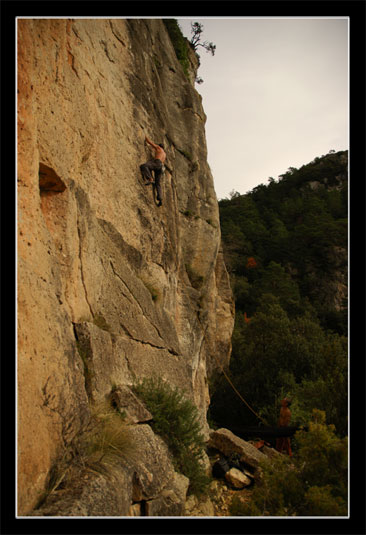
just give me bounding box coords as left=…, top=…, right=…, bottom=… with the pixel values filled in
left=285, top=437, right=293, bottom=456
left=276, top=437, right=285, bottom=453
left=140, top=162, right=154, bottom=183
left=154, top=170, right=163, bottom=206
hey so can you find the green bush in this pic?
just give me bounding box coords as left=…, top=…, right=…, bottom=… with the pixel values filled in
left=230, top=494, right=260, bottom=516
left=304, top=485, right=347, bottom=516
left=229, top=455, right=304, bottom=516
left=295, top=409, right=348, bottom=500
left=163, top=19, right=190, bottom=78
left=229, top=409, right=348, bottom=516
left=133, top=376, right=211, bottom=495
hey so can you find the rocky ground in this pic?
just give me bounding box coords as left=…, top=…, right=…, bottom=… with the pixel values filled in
left=184, top=428, right=282, bottom=517
left=185, top=478, right=252, bottom=516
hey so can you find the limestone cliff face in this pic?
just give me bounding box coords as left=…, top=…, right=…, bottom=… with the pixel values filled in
left=17, top=19, right=234, bottom=515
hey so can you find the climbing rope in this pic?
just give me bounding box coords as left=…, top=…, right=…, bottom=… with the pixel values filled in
left=211, top=352, right=268, bottom=426
left=200, top=309, right=268, bottom=426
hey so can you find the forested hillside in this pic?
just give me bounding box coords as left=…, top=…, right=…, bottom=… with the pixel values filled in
left=210, top=150, right=348, bottom=437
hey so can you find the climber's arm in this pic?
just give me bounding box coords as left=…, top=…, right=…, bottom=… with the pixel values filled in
left=145, top=136, right=159, bottom=150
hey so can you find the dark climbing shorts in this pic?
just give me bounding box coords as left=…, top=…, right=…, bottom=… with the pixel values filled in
left=140, top=159, right=164, bottom=202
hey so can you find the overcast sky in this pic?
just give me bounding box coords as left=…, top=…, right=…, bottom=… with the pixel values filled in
left=177, top=17, right=349, bottom=200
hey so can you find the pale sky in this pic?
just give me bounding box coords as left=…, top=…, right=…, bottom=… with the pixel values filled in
left=177, top=17, right=349, bottom=200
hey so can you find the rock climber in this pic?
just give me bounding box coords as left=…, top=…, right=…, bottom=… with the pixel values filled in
left=275, top=398, right=293, bottom=456
left=140, top=135, right=166, bottom=207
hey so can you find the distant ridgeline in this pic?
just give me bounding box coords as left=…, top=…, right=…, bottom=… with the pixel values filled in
left=210, top=150, right=348, bottom=435
left=219, top=150, right=348, bottom=335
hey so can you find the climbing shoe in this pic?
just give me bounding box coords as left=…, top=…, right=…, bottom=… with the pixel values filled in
left=157, top=200, right=162, bottom=207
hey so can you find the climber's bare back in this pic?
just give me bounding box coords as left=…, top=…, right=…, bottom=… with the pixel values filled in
left=145, top=136, right=166, bottom=163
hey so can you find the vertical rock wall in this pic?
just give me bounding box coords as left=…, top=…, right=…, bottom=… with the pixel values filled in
left=17, top=18, right=234, bottom=515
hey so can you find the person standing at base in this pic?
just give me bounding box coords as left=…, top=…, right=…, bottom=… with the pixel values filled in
left=275, top=398, right=293, bottom=456
left=140, top=136, right=166, bottom=207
